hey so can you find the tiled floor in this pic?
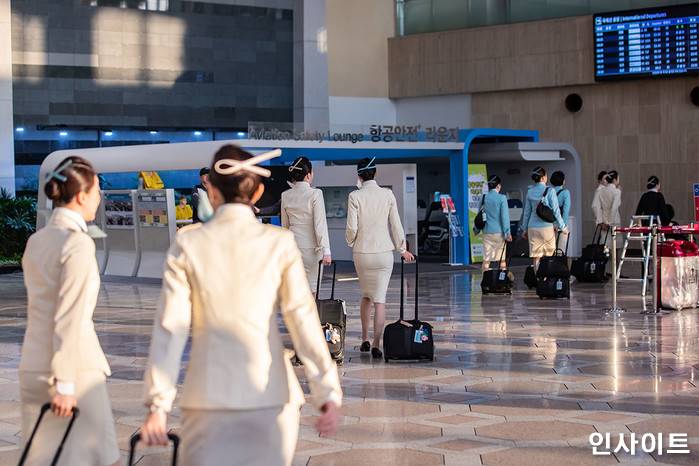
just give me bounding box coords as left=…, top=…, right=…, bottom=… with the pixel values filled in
left=0, top=261, right=697, bottom=465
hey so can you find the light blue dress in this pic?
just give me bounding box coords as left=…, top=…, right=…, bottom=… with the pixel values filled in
left=474, top=190, right=511, bottom=235
left=554, top=186, right=571, bottom=226
left=521, top=182, right=566, bottom=232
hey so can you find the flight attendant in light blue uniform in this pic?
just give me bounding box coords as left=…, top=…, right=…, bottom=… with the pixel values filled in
left=550, top=170, right=571, bottom=253
left=521, top=166, right=568, bottom=271
left=473, top=175, right=512, bottom=272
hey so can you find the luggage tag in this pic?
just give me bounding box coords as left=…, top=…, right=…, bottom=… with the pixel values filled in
left=420, top=326, right=429, bottom=342
left=414, top=325, right=429, bottom=344
left=499, top=271, right=506, bottom=281
left=325, top=324, right=341, bottom=344
left=590, top=262, right=596, bottom=271
left=556, top=280, right=563, bottom=290
left=414, top=329, right=423, bottom=344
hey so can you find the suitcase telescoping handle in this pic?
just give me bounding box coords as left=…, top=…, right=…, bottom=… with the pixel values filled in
left=316, top=260, right=337, bottom=300
left=497, top=241, right=513, bottom=268
left=400, top=256, right=418, bottom=321
left=128, top=433, right=180, bottom=466
left=18, top=403, right=80, bottom=466
left=592, top=224, right=609, bottom=246
left=555, top=230, right=570, bottom=257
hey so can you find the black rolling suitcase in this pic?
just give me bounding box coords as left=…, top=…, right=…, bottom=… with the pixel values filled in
left=536, top=233, right=570, bottom=279
left=536, top=233, right=571, bottom=299
left=571, top=225, right=609, bottom=282
left=315, top=260, right=346, bottom=365
left=18, top=403, right=79, bottom=466
left=524, top=265, right=538, bottom=289
left=129, top=433, right=180, bottom=466
left=383, top=257, right=434, bottom=362
left=536, top=276, right=570, bottom=299
left=481, top=243, right=514, bottom=294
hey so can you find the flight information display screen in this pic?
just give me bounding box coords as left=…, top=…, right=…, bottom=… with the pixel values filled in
left=594, top=3, right=699, bottom=81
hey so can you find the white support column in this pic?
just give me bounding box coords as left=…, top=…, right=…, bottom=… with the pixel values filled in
left=0, top=0, right=14, bottom=195
left=293, top=0, right=329, bottom=126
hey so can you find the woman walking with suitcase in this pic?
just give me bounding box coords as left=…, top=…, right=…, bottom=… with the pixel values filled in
left=20, top=156, right=120, bottom=466
left=551, top=171, right=571, bottom=253
left=346, top=157, right=414, bottom=359
left=521, top=167, right=568, bottom=271
left=473, top=175, right=512, bottom=272
left=139, top=145, right=342, bottom=465
left=281, top=156, right=332, bottom=297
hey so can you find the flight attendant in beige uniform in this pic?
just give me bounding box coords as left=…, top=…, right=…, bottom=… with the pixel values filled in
left=281, top=156, right=331, bottom=296
left=20, top=156, right=120, bottom=466
left=139, top=145, right=342, bottom=465
left=346, top=157, right=414, bottom=359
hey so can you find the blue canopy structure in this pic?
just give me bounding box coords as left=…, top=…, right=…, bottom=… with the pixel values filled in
left=39, top=127, right=587, bottom=265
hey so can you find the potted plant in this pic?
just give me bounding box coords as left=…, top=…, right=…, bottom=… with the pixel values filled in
left=0, top=188, right=37, bottom=274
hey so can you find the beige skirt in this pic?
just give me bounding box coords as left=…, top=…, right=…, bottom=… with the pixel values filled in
left=527, top=226, right=556, bottom=258
left=482, top=233, right=506, bottom=264
left=299, top=248, right=323, bottom=293
left=181, top=403, right=301, bottom=466
left=19, top=370, right=119, bottom=466
left=354, top=251, right=394, bottom=303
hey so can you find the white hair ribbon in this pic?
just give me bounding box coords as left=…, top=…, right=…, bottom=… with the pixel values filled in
left=45, top=159, right=73, bottom=182
left=288, top=158, right=304, bottom=172
left=214, top=149, right=282, bottom=178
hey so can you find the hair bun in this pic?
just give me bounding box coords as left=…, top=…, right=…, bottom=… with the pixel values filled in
left=647, top=175, right=659, bottom=190
left=44, top=179, right=63, bottom=201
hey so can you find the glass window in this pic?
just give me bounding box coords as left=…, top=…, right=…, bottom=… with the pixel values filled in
left=75, top=0, right=169, bottom=12
left=397, top=0, right=696, bottom=35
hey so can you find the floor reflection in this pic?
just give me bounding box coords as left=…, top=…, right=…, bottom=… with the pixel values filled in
left=0, top=263, right=697, bottom=465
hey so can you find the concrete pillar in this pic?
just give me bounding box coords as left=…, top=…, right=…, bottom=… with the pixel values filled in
left=293, top=0, right=329, bottom=127
left=0, top=0, right=14, bottom=195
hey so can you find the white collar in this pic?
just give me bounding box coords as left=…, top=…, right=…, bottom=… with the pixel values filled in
left=362, top=180, right=378, bottom=187
left=54, top=207, right=88, bottom=233
left=293, top=181, right=310, bottom=188
left=217, top=203, right=256, bottom=216
left=649, top=188, right=658, bottom=193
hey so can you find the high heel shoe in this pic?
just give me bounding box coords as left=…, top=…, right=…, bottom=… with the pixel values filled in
left=360, top=341, right=371, bottom=352
left=371, top=347, right=383, bottom=359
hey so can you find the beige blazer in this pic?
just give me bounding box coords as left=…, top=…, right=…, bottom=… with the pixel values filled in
left=598, top=183, right=622, bottom=226
left=345, top=180, right=407, bottom=254
left=19, top=209, right=111, bottom=383
left=591, top=184, right=605, bottom=225
left=144, top=204, right=342, bottom=412
left=281, top=182, right=330, bottom=252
